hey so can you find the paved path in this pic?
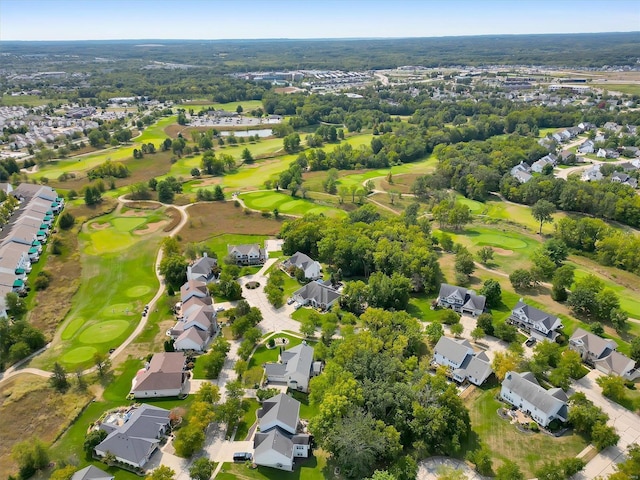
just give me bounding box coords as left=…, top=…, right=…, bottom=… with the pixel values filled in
left=570, top=369, right=640, bottom=480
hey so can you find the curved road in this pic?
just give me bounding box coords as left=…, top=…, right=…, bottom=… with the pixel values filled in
left=0, top=198, right=189, bottom=387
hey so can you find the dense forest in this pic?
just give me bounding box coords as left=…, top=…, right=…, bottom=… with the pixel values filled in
left=2, top=32, right=639, bottom=70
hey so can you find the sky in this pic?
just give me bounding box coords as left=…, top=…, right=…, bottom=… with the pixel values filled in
left=1, top=0, right=639, bottom=41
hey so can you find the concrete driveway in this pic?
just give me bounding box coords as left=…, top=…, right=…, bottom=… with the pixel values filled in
left=570, top=369, right=640, bottom=479
left=443, top=314, right=511, bottom=363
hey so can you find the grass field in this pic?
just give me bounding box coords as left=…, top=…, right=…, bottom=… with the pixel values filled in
left=603, top=84, right=640, bottom=96
left=205, top=233, right=272, bottom=262
left=248, top=333, right=306, bottom=369
left=462, top=386, right=588, bottom=477
left=33, top=208, right=166, bottom=369
left=240, top=191, right=347, bottom=218
left=217, top=451, right=331, bottom=480
left=0, top=95, right=60, bottom=107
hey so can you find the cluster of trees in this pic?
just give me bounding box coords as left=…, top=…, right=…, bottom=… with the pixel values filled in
left=0, top=194, right=19, bottom=228
left=11, top=438, right=50, bottom=479
left=158, top=237, right=188, bottom=290
left=87, top=160, right=130, bottom=180
left=132, top=142, right=156, bottom=158
left=0, top=295, right=46, bottom=369
left=0, top=158, right=20, bottom=181
left=281, top=209, right=441, bottom=305
left=567, top=274, right=627, bottom=332
left=225, top=300, right=263, bottom=360
left=568, top=392, right=620, bottom=450
left=265, top=269, right=287, bottom=308
left=201, top=150, right=236, bottom=176
left=309, top=308, right=470, bottom=479
left=209, top=264, right=242, bottom=301
left=197, top=337, right=230, bottom=379
left=156, top=176, right=183, bottom=204
left=195, top=186, right=224, bottom=201
left=555, top=217, right=640, bottom=276
left=173, top=383, right=219, bottom=457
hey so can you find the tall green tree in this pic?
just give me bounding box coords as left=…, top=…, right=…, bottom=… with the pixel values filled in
left=531, top=199, right=556, bottom=234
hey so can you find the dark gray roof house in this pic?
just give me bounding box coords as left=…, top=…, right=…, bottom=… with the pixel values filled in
left=500, top=371, right=568, bottom=427
left=95, top=404, right=170, bottom=468
left=432, top=336, right=493, bottom=386
left=265, top=343, right=316, bottom=392
left=509, top=300, right=562, bottom=341
left=71, top=465, right=114, bottom=480
left=187, top=253, right=218, bottom=282
left=436, top=283, right=486, bottom=317
left=293, top=281, right=341, bottom=311
left=228, top=243, right=266, bottom=265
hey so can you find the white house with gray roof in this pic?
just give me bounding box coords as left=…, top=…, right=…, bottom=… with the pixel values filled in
left=227, top=243, right=266, bottom=265
left=509, top=300, right=562, bottom=341
left=186, top=253, right=217, bottom=282
left=432, top=336, right=493, bottom=386
left=293, top=280, right=341, bottom=311
left=71, top=465, right=113, bottom=480
left=436, top=283, right=486, bottom=317
left=500, top=371, right=569, bottom=427
left=253, top=393, right=310, bottom=471
left=510, top=162, right=533, bottom=184
left=265, top=342, right=319, bottom=393
left=570, top=329, right=639, bottom=380
left=282, top=251, right=322, bottom=280
left=94, top=404, right=170, bottom=469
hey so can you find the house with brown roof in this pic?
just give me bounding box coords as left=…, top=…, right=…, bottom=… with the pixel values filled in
left=130, top=352, right=187, bottom=398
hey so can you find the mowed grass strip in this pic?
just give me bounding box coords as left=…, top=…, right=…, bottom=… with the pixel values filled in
left=240, top=191, right=347, bottom=218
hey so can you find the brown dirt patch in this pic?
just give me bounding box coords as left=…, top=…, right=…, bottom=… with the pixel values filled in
left=122, top=209, right=149, bottom=217
left=492, top=247, right=514, bottom=256
left=134, top=221, right=167, bottom=235
left=179, top=201, right=281, bottom=243
left=163, top=207, right=182, bottom=232
left=124, top=201, right=161, bottom=210
left=90, top=221, right=111, bottom=230
left=0, top=375, right=93, bottom=478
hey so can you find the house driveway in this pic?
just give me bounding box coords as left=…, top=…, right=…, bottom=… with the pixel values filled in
left=570, top=369, right=640, bottom=479
left=443, top=314, right=511, bottom=363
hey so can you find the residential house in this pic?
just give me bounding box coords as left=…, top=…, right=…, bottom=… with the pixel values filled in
left=577, top=140, right=595, bottom=154
left=559, top=150, right=575, bottom=164
left=432, top=336, right=493, bottom=386
left=170, top=281, right=217, bottom=352
left=551, top=132, right=564, bottom=143
left=581, top=164, right=603, bottom=182
left=253, top=394, right=310, bottom=471
left=596, top=148, right=620, bottom=159
left=508, top=300, right=563, bottom=341
left=227, top=243, right=266, bottom=265
left=436, top=283, right=486, bottom=317
left=292, top=280, right=341, bottom=311
left=71, top=466, right=114, bottom=480
left=619, top=161, right=639, bottom=172
left=531, top=154, right=557, bottom=173
left=265, top=342, right=320, bottom=393
left=180, top=279, right=208, bottom=303
left=186, top=253, right=217, bottom=282
left=569, top=328, right=617, bottom=364
left=593, top=351, right=638, bottom=380
left=611, top=172, right=638, bottom=188
left=603, top=122, right=621, bottom=133
left=95, top=404, right=170, bottom=469
left=174, top=327, right=210, bottom=352
left=130, top=352, right=187, bottom=398
left=282, top=252, right=322, bottom=280
left=510, top=162, right=533, bottom=184
left=500, top=371, right=569, bottom=427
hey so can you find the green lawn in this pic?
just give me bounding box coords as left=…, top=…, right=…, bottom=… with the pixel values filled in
left=217, top=451, right=331, bottom=480
left=463, top=387, right=588, bottom=477
left=33, top=209, right=163, bottom=370
left=248, top=333, right=305, bottom=369
left=206, top=234, right=271, bottom=262
left=235, top=398, right=260, bottom=441
left=288, top=390, right=320, bottom=420
left=0, top=95, right=59, bottom=107
left=240, top=191, right=347, bottom=218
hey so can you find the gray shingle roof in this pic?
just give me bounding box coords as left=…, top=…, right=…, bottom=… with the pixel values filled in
left=512, top=301, right=560, bottom=331
left=253, top=429, right=293, bottom=458
left=502, top=371, right=568, bottom=418
left=284, top=252, right=320, bottom=271
left=294, top=281, right=340, bottom=305
left=434, top=337, right=472, bottom=366
left=258, top=393, right=300, bottom=434
left=594, top=351, right=635, bottom=377
left=131, top=352, right=186, bottom=393
left=71, top=465, right=113, bottom=480
left=569, top=328, right=617, bottom=359
left=190, top=255, right=217, bottom=275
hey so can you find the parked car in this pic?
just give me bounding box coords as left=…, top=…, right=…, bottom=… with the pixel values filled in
left=233, top=452, right=252, bottom=462
left=287, top=297, right=295, bottom=305
left=216, top=305, right=225, bottom=312
left=525, top=337, right=536, bottom=347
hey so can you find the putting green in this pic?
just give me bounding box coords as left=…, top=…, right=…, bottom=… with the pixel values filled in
left=61, top=317, right=85, bottom=341
left=86, top=229, right=134, bottom=254
left=102, top=303, right=135, bottom=317
left=126, top=285, right=152, bottom=298
left=112, top=217, right=147, bottom=232
left=476, top=234, right=528, bottom=250
left=248, top=193, right=284, bottom=208
left=79, top=320, right=129, bottom=344
left=62, top=346, right=97, bottom=365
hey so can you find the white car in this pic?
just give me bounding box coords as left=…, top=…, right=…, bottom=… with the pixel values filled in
left=216, top=306, right=225, bottom=312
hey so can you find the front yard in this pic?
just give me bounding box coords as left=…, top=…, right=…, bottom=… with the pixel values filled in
left=462, top=386, right=588, bottom=477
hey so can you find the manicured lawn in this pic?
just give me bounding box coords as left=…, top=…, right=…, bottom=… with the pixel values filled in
left=33, top=209, right=164, bottom=370
left=0, top=95, right=59, bottom=107
left=206, top=233, right=271, bottom=262
left=217, top=450, right=331, bottom=480
left=235, top=398, right=260, bottom=441
left=248, top=333, right=305, bottom=369
left=240, top=191, right=347, bottom=218
left=192, top=353, right=210, bottom=380
left=288, top=390, right=320, bottom=420
left=462, top=386, right=588, bottom=477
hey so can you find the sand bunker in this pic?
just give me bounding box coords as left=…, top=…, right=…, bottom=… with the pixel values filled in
left=122, top=209, right=149, bottom=217
left=90, top=222, right=111, bottom=230
left=492, top=247, right=514, bottom=256
left=133, top=221, right=167, bottom=235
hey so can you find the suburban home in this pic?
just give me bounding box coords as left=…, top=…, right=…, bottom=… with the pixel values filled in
left=436, top=283, right=486, bottom=317
left=292, top=280, right=341, bottom=311
left=508, top=300, right=563, bottom=341
left=593, top=351, right=639, bottom=380
left=581, top=164, right=603, bottom=182
left=531, top=154, right=557, bottom=173
left=500, top=371, right=569, bottom=427
left=174, top=327, right=210, bottom=352
left=510, top=162, right=533, bottom=184
left=71, top=465, right=114, bottom=480
left=95, top=404, right=170, bottom=469
left=253, top=393, right=311, bottom=471
left=611, top=172, right=638, bottom=188
left=569, top=329, right=639, bottom=379
left=577, top=140, right=595, bottom=154
left=186, top=253, right=218, bottom=282
left=130, top=352, right=188, bottom=398
left=227, top=243, right=266, bottom=265
left=432, top=336, right=493, bottom=386
left=282, top=251, right=322, bottom=280
left=265, top=342, right=320, bottom=393
left=180, top=279, right=208, bottom=303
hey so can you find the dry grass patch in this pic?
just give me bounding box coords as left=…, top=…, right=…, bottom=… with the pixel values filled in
left=163, top=207, right=182, bottom=232
left=179, top=201, right=282, bottom=243
left=0, top=375, right=93, bottom=478
left=380, top=173, right=422, bottom=194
